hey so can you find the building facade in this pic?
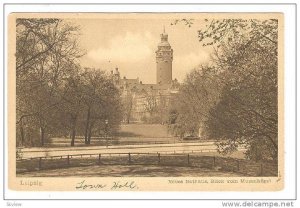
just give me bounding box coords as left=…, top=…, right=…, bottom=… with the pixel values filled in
left=111, top=29, right=179, bottom=123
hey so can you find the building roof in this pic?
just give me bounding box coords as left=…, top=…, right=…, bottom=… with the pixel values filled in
left=120, top=78, right=139, bottom=85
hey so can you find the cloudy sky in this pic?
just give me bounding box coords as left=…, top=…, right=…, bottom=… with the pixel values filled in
left=73, top=15, right=213, bottom=83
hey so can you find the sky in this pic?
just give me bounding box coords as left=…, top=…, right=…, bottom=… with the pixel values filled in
left=72, top=15, right=213, bottom=83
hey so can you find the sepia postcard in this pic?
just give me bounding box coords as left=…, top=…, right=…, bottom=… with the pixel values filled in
left=8, top=12, right=284, bottom=191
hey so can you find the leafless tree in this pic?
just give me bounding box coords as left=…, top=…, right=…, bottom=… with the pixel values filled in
left=16, top=18, right=84, bottom=146
left=172, top=19, right=278, bottom=161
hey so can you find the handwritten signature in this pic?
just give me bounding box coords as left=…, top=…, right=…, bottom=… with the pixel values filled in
left=75, top=180, right=138, bottom=190
left=75, top=180, right=107, bottom=190
left=111, top=181, right=138, bottom=190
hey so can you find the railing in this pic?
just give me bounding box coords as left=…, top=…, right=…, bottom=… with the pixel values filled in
left=16, top=152, right=278, bottom=177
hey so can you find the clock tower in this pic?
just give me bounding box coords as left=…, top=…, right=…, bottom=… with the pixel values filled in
left=156, top=27, right=173, bottom=85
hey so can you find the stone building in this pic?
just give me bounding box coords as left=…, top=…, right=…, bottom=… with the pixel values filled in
left=111, top=29, right=179, bottom=123
left=156, top=27, right=173, bottom=85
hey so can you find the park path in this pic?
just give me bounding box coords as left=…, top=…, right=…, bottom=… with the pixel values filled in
left=20, top=142, right=219, bottom=158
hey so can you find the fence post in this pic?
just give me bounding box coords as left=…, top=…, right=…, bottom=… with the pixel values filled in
left=158, top=153, right=161, bottom=164
left=38, top=157, right=42, bottom=170
left=187, top=154, right=190, bottom=166
left=98, top=154, right=101, bottom=165
left=128, top=153, right=131, bottom=164
left=237, top=160, right=240, bottom=172
left=67, top=155, right=70, bottom=166
left=260, top=163, right=263, bottom=176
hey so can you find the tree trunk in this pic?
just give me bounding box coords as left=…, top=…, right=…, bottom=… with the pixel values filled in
left=87, top=126, right=92, bottom=145
left=70, top=115, right=77, bottom=147
left=19, top=120, right=25, bottom=146
left=87, top=122, right=95, bottom=145
left=40, top=127, right=45, bottom=146
left=84, top=107, right=91, bottom=144
left=127, top=106, right=132, bottom=124
left=70, top=127, right=76, bottom=147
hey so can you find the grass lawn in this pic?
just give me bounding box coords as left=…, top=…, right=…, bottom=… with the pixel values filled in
left=46, top=124, right=200, bottom=147
left=17, top=164, right=244, bottom=177
left=17, top=152, right=277, bottom=177
left=118, top=124, right=171, bottom=138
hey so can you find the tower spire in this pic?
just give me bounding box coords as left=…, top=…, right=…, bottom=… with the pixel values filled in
left=156, top=26, right=173, bottom=85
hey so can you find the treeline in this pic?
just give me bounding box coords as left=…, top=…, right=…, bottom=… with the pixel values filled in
left=169, top=19, right=278, bottom=162
left=16, top=19, right=122, bottom=147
